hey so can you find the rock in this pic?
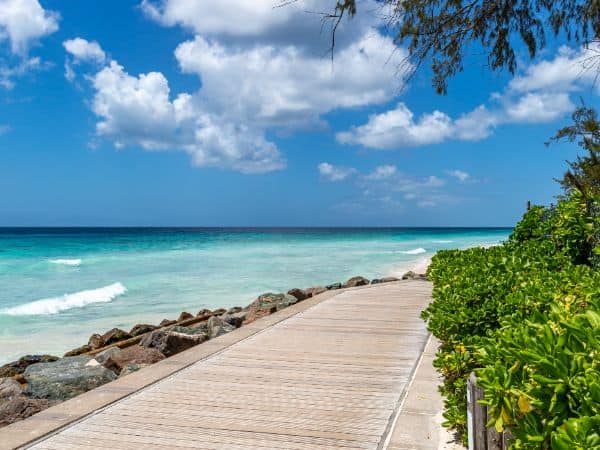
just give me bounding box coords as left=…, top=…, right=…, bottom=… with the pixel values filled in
left=287, top=288, right=308, bottom=301
left=196, top=308, right=212, bottom=317
left=326, top=282, right=342, bottom=290
left=24, top=356, right=117, bottom=401
left=304, top=286, right=327, bottom=297
left=243, top=293, right=299, bottom=324
left=63, top=344, right=92, bottom=357
left=227, top=306, right=243, bottom=314
left=0, top=378, right=22, bottom=402
left=118, top=364, right=149, bottom=378
left=97, top=346, right=164, bottom=374
left=371, top=276, right=400, bottom=284
left=166, top=325, right=207, bottom=335
left=129, top=324, right=157, bottom=337
left=88, top=333, right=105, bottom=350
left=344, top=276, right=370, bottom=287
left=0, top=396, right=54, bottom=427
left=159, top=319, right=176, bottom=327
left=140, top=330, right=207, bottom=357
left=401, top=271, right=428, bottom=281
left=0, top=355, right=60, bottom=378
left=222, top=311, right=247, bottom=328
left=207, top=316, right=235, bottom=339
left=93, top=347, right=122, bottom=372
left=212, top=308, right=227, bottom=315
left=101, top=328, right=132, bottom=346
left=177, top=311, right=194, bottom=322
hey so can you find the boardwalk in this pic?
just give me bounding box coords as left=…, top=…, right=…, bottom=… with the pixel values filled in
left=3, top=281, right=433, bottom=449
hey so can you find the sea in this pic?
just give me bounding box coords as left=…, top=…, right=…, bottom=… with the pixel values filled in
left=0, top=227, right=510, bottom=364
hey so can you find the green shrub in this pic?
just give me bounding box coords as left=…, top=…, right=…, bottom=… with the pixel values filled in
left=423, top=191, right=600, bottom=449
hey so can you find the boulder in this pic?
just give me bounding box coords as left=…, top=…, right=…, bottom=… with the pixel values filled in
left=159, top=319, right=176, bottom=327
left=63, top=344, right=92, bottom=357
left=207, top=316, right=235, bottom=339
left=196, top=308, right=212, bottom=317
left=166, top=325, right=207, bottom=335
left=24, top=356, right=117, bottom=401
left=243, top=293, right=299, bottom=324
left=101, top=328, right=132, bottom=346
left=212, top=308, right=227, bottom=315
left=177, top=311, right=194, bottom=322
left=118, top=364, right=150, bottom=378
left=287, top=288, right=308, bottom=301
left=129, top=324, right=157, bottom=337
left=304, top=286, right=327, bottom=297
left=227, top=306, right=243, bottom=314
left=0, top=355, right=59, bottom=378
left=371, top=276, right=400, bottom=284
left=344, top=276, right=370, bottom=287
left=93, top=347, right=122, bottom=372
left=402, top=271, right=428, bottom=281
left=88, top=333, right=105, bottom=350
left=0, top=378, right=22, bottom=402
left=96, top=346, right=164, bottom=373
left=0, top=396, right=54, bottom=427
left=326, top=282, right=342, bottom=290
left=140, top=330, right=207, bottom=357
left=222, top=310, right=247, bottom=328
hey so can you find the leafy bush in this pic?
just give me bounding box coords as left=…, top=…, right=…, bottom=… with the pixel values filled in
left=422, top=191, right=600, bottom=449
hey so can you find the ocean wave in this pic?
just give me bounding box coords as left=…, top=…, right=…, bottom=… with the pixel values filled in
left=432, top=240, right=453, bottom=244
left=400, top=247, right=427, bottom=255
left=49, top=259, right=82, bottom=266
left=1, top=283, right=126, bottom=316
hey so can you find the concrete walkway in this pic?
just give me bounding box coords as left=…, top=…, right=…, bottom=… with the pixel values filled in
left=1, top=281, right=444, bottom=449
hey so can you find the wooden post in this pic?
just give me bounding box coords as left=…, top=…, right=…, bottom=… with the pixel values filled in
left=526, top=200, right=531, bottom=211
left=467, top=373, right=487, bottom=450
left=486, top=409, right=502, bottom=450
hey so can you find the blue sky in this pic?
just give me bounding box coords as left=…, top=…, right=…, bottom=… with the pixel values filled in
left=0, top=0, right=594, bottom=226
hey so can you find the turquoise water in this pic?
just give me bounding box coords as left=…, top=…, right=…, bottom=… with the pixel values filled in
left=0, top=228, right=510, bottom=363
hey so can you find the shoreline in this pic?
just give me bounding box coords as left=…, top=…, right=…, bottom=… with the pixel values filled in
left=0, top=268, right=429, bottom=428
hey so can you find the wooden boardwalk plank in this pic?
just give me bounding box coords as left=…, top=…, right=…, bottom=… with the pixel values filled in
left=23, top=281, right=432, bottom=450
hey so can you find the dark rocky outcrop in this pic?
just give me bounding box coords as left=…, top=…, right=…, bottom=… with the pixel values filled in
left=371, top=276, right=400, bottom=284
left=401, top=271, right=428, bottom=281
left=0, top=355, right=59, bottom=378
left=0, top=396, right=54, bottom=427
left=326, top=282, right=342, bottom=290
left=304, top=286, right=327, bottom=297
left=207, top=316, right=235, bottom=339
left=63, top=344, right=92, bottom=357
left=100, top=328, right=132, bottom=346
left=222, top=310, right=247, bottom=328
left=243, top=292, right=299, bottom=324
left=140, top=330, right=207, bottom=357
left=129, top=324, right=157, bottom=337
left=24, top=356, right=117, bottom=401
left=177, top=311, right=194, bottom=322
left=287, top=288, right=308, bottom=301
left=344, top=276, right=370, bottom=287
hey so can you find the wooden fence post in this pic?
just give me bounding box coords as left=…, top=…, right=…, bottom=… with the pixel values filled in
left=467, top=373, right=487, bottom=450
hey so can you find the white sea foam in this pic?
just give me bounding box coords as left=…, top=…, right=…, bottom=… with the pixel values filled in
left=49, top=259, right=82, bottom=266
left=432, top=240, right=453, bottom=244
left=1, top=283, right=126, bottom=316
left=400, top=247, right=427, bottom=255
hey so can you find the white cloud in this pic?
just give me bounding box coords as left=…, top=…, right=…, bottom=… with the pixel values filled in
left=174, top=33, right=407, bottom=129
left=90, top=60, right=285, bottom=173
left=365, top=164, right=397, bottom=180
left=447, top=169, right=470, bottom=183
left=337, top=103, right=453, bottom=149
left=453, top=105, right=498, bottom=141
left=0, top=0, right=59, bottom=55
left=318, top=162, right=356, bottom=181
left=63, top=38, right=106, bottom=64
left=0, top=54, right=42, bottom=88
left=503, top=92, right=574, bottom=123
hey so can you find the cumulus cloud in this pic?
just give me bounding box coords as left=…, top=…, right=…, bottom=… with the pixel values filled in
left=174, top=33, right=407, bottom=129
left=364, top=164, right=397, bottom=180
left=90, top=60, right=285, bottom=173
left=64, top=38, right=106, bottom=64
left=0, top=0, right=59, bottom=55
left=447, top=169, right=470, bottom=183
left=337, top=103, right=453, bottom=149
left=318, top=162, right=356, bottom=181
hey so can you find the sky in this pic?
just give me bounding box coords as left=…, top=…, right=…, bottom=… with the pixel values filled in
left=0, top=0, right=596, bottom=227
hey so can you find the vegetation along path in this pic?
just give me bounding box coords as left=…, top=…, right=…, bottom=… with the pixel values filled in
left=1, top=281, right=435, bottom=449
